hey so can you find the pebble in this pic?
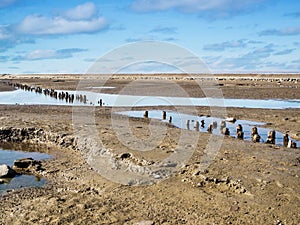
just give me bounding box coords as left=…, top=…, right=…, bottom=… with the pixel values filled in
left=135, top=220, right=154, bottom=225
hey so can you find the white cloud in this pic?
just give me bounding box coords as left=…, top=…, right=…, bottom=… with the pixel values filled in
left=132, top=0, right=268, bottom=17
left=259, top=26, right=300, bottom=36
left=13, top=48, right=87, bottom=61
left=274, top=48, right=295, bottom=55
left=150, top=26, right=177, bottom=34
left=64, top=2, right=97, bottom=20
left=26, top=49, right=57, bottom=60
left=15, top=14, right=107, bottom=35
left=203, top=40, right=248, bottom=51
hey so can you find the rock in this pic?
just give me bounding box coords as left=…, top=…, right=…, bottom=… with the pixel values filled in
left=13, top=158, right=43, bottom=172
left=13, top=158, right=35, bottom=168
left=0, top=178, right=4, bottom=184
left=120, top=153, right=131, bottom=160
left=135, top=220, right=154, bottom=225
left=0, top=164, right=16, bottom=178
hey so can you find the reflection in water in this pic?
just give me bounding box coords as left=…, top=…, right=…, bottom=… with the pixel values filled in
left=116, top=110, right=300, bottom=147
left=0, top=88, right=300, bottom=109
left=0, top=149, right=51, bottom=194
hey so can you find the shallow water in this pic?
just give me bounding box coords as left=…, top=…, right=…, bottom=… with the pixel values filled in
left=0, top=89, right=299, bottom=109
left=117, top=110, right=300, bottom=147
left=0, top=149, right=51, bottom=194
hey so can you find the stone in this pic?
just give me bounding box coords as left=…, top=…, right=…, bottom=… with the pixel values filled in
left=135, top=220, right=154, bottom=225
left=0, top=164, right=16, bottom=178
left=13, top=158, right=35, bottom=168
left=13, top=158, right=42, bottom=172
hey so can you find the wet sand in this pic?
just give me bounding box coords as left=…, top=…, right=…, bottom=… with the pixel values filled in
left=0, top=74, right=300, bottom=224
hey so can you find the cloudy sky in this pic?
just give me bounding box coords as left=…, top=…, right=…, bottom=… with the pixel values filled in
left=0, top=0, right=300, bottom=74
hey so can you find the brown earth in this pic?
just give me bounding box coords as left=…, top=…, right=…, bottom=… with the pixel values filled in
left=0, top=74, right=300, bottom=225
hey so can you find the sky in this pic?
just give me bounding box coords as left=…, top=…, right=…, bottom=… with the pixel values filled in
left=0, top=0, right=300, bottom=74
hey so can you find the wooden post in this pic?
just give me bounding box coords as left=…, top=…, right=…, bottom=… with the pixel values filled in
left=283, top=133, right=289, bottom=147
left=207, top=124, right=213, bottom=133
left=143, top=111, right=148, bottom=118
left=287, top=140, right=297, bottom=148
left=186, top=120, right=190, bottom=130
left=237, top=131, right=244, bottom=139
left=194, top=121, right=200, bottom=131
left=222, top=127, right=230, bottom=135
left=162, top=111, right=166, bottom=120
left=251, top=126, right=260, bottom=143
left=266, top=130, right=276, bottom=144
left=251, top=126, right=258, bottom=136
left=220, top=121, right=226, bottom=130
left=236, top=124, right=243, bottom=133
left=252, top=134, right=260, bottom=143
left=201, top=119, right=205, bottom=128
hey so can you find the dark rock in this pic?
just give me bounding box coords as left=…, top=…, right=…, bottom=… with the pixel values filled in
left=13, top=158, right=35, bottom=168
left=13, top=158, right=43, bottom=172
left=0, top=164, right=17, bottom=178
left=120, top=153, right=131, bottom=160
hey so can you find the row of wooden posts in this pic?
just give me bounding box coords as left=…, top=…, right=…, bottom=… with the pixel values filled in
left=143, top=110, right=297, bottom=148
left=8, top=82, right=104, bottom=106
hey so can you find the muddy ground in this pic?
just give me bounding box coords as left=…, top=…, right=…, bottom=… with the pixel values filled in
left=0, top=74, right=300, bottom=225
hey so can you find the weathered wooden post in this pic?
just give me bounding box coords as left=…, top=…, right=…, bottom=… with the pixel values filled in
left=252, top=134, right=260, bottom=143
left=236, top=124, right=243, bottom=133
left=236, top=124, right=244, bottom=139
left=222, top=127, right=230, bottom=135
left=143, top=110, right=148, bottom=118
left=186, top=120, right=190, bottom=130
left=283, top=133, right=289, bottom=147
left=251, top=126, right=260, bottom=142
left=237, top=131, right=244, bottom=139
left=194, top=121, right=200, bottom=131
left=266, top=130, right=276, bottom=144
left=220, top=121, right=226, bottom=130
left=287, top=140, right=297, bottom=148
left=201, top=119, right=205, bottom=128
left=207, top=124, right=213, bottom=133
left=162, top=111, right=166, bottom=120
left=251, top=126, right=258, bottom=136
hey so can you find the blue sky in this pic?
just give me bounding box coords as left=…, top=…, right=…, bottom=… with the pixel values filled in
left=0, top=0, right=300, bottom=74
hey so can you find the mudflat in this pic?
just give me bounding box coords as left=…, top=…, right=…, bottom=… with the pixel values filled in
left=0, top=74, right=300, bottom=225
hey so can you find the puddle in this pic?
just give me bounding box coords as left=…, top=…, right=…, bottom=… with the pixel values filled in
left=0, top=148, right=51, bottom=194
left=0, top=88, right=299, bottom=109
left=116, top=110, right=300, bottom=147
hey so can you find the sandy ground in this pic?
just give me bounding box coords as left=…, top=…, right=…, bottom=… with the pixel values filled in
left=0, top=74, right=300, bottom=225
